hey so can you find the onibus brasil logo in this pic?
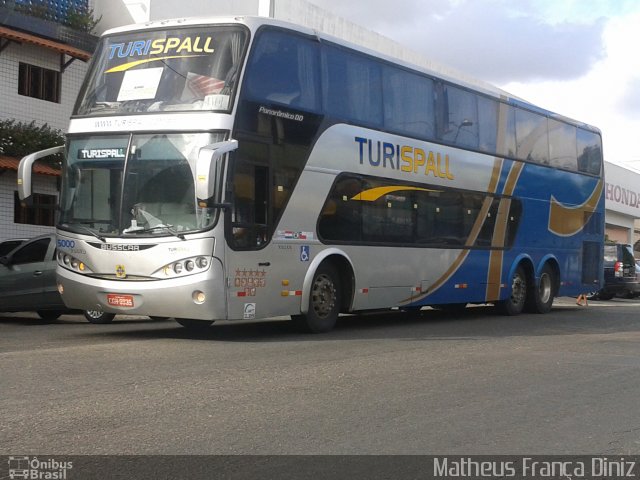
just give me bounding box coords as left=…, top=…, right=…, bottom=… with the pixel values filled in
left=8, top=456, right=73, bottom=479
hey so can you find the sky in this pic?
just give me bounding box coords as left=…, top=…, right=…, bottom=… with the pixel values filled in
left=310, top=0, right=640, bottom=170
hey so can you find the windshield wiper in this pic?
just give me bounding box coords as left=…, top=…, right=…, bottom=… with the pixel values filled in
left=127, top=224, right=185, bottom=240
left=63, top=223, right=106, bottom=242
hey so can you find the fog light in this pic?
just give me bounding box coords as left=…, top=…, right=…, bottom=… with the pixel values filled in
left=173, top=262, right=183, bottom=274
left=192, top=290, right=206, bottom=304
left=57, top=283, right=64, bottom=294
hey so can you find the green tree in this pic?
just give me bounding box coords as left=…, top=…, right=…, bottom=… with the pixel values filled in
left=0, top=120, right=65, bottom=168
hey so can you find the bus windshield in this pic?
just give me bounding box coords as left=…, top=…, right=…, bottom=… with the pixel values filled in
left=74, top=26, right=247, bottom=116
left=59, top=132, right=226, bottom=237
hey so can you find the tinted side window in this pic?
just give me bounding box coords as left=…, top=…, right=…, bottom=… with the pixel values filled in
left=548, top=119, right=577, bottom=170
left=244, top=29, right=320, bottom=111
left=477, top=96, right=498, bottom=154
left=515, top=108, right=549, bottom=164
left=318, top=176, right=362, bottom=242
left=318, top=175, right=520, bottom=248
left=577, top=129, right=602, bottom=175
left=323, top=45, right=382, bottom=126
left=11, top=238, right=50, bottom=265
left=383, top=66, right=435, bottom=138
left=436, top=83, right=479, bottom=149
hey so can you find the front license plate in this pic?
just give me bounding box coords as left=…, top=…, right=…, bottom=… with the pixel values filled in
left=107, top=294, right=134, bottom=308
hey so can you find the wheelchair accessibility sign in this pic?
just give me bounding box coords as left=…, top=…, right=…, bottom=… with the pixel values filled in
left=300, top=246, right=310, bottom=262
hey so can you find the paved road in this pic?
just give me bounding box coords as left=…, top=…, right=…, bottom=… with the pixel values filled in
left=1, top=298, right=640, bottom=455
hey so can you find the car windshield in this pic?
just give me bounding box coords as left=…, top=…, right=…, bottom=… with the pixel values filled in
left=75, top=26, right=247, bottom=116
left=59, top=132, right=226, bottom=237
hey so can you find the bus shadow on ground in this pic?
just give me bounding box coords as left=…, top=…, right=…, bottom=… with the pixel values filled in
left=77, top=300, right=640, bottom=344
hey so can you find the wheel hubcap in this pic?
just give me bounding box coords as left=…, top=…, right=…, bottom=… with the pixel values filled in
left=539, top=273, right=552, bottom=304
left=511, top=273, right=526, bottom=305
left=311, top=274, right=336, bottom=318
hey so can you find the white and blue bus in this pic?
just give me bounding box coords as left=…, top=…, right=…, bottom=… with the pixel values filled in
left=19, top=16, right=604, bottom=332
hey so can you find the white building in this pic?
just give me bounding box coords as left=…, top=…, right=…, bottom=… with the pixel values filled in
left=604, top=162, right=640, bottom=252
left=0, top=0, right=96, bottom=241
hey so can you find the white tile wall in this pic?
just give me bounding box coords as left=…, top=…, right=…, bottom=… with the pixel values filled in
left=1, top=40, right=88, bottom=241
left=0, top=171, right=58, bottom=241
left=0, top=41, right=89, bottom=132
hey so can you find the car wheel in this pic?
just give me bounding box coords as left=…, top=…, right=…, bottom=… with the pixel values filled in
left=36, top=310, right=63, bottom=321
left=293, top=263, right=341, bottom=333
left=84, top=309, right=116, bottom=324
left=497, top=265, right=527, bottom=315
left=175, top=318, right=214, bottom=330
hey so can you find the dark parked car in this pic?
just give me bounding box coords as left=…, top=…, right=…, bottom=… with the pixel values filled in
left=591, top=243, right=638, bottom=300
left=0, top=234, right=115, bottom=322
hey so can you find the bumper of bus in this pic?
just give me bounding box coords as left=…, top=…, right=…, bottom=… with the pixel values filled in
left=56, top=259, right=227, bottom=320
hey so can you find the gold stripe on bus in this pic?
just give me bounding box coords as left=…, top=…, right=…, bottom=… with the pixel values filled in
left=105, top=54, right=205, bottom=73
left=484, top=161, right=523, bottom=301
left=548, top=179, right=603, bottom=236
left=502, top=161, right=524, bottom=196
left=352, top=185, right=441, bottom=202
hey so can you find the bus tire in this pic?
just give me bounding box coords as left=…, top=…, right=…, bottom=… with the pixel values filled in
left=176, top=318, right=214, bottom=330
left=294, top=263, right=341, bottom=333
left=526, top=263, right=555, bottom=314
left=497, top=265, right=527, bottom=316
left=84, top=309, right=115, bottom=324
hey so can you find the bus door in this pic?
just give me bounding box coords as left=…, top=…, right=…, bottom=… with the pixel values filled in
left=224, top=158, right=275, bottom=320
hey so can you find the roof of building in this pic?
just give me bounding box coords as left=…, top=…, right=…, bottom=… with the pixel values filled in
left=0, top=155, right=61, bottom=176
left=0, top=25, right=91, bottom=61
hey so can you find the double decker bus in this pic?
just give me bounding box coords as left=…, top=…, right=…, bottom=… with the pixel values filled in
left=19, top=16, right=604, bottom=332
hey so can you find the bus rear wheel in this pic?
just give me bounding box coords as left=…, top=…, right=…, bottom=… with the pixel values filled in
left=497, top=265, right=527, bottom=315
left=293, top=263, right=341, bottom=333
left=526, top=264, right=556, bottom=314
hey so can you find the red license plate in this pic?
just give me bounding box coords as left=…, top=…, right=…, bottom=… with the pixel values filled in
left=107, top=294, right=134, bottom=308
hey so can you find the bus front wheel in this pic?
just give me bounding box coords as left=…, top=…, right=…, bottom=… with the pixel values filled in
left=497, top=265, right=527, bottom=316
left=293, top=263, right=341, bottom=333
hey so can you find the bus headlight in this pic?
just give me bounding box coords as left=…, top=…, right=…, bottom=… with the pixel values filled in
left=154, top=256, right=212, bottom=278
left=58, top=252, right=93, bottom=273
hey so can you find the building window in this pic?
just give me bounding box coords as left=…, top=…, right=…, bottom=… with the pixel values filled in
left=14, top=192, right=57, bottom=226
left=18, top=63, right=61, bottom=103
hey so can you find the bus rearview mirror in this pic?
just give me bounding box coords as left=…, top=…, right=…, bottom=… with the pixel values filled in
left=196, top=140, right=238, bottom=200
left=18, top=146, right=64, bottom=204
